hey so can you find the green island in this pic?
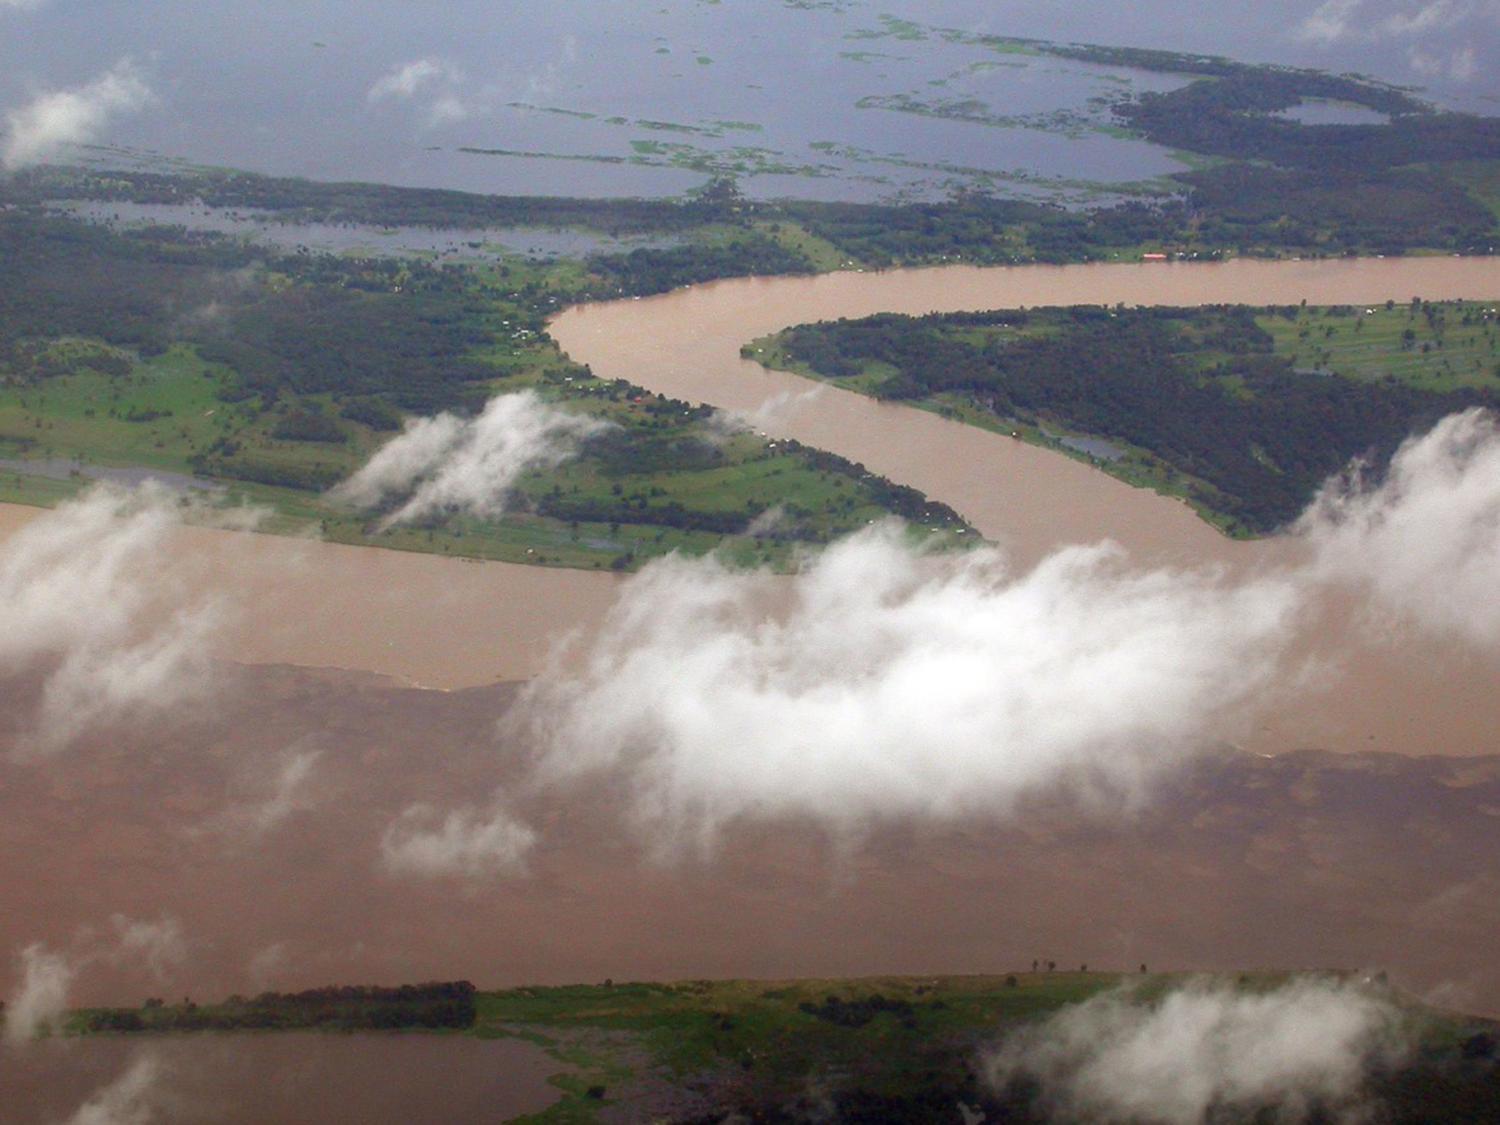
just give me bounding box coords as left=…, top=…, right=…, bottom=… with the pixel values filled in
left=2, top=37, right=1499, bottom=562
left=48, top=972, right=1500, bottom=1121
left=749, top=301, right=1500, bottom=535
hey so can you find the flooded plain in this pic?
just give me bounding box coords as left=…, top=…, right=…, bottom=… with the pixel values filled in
left=0, top=1035, right=561, bottom=1124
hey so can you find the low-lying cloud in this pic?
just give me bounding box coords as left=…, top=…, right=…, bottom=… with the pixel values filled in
left=523, top=525, right=1301, bottom=849
left=331, top=391, right=609, bottom=528
left=1299, top=408, right=1500, bottom=648
left=3, top=943, right=74, bottom=1044
left=515, top=408, right=1500, bottom=855
left=367, top=57, right=474, bottom=127
left=64, top=1053, right=167, bottom=1125
left=984, top=977, right=1407, bottom=1124
left=380, top=801, right=537, bottom=878
left=4, top=915, right=184, bottom=1044
left=0, top=483, right=248, bottom=751
left=1294, top=0, right=1496, bottom=80
left=200, top=745, right=323, bottom=842
left=1296, top=0, right=1492, bottom=42
left=2, top=58, right=154, bottom=171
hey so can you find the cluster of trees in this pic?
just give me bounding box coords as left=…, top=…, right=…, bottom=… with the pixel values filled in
left=81, top=982, right=478, bottom=1033
left=1116, top=67, right=1493, bottom=172
left=798, top=994, right=919, bottom=1031
left=1180, top=164, right=1495, bottom=255
left=779, top=306, right=1496, bottom=531
left=0, top=209, right=501, bottom=415
left=3, top=166, right=721, bottom=235
left=587, top=235, right=814, bottom=295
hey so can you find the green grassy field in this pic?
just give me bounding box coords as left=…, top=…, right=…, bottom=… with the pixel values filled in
left=0, top=335, right=968, bottom=571
left=1258, top=299, right=1500, bottom=392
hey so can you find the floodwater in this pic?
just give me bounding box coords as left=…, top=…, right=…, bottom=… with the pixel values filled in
left=0, top=1034, right=560, bottom=1124
left=0, top=663, right=1496, bottom=1020
left=0, top=505, right=621, bottom=691
left=10, top=1, right=1494, bottom=203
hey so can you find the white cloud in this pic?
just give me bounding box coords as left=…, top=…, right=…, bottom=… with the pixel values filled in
left=522, top=523, right=1301, bottom=852
left=985, top=977, right=1407, bottom=1124
left=1408, top=42, right=1480, bottom=79
left=1298, top=408, right=1500, bottom=649
left=3, top=943, right=75, bottom=1044
left=1295, top=0, right=1498, bottom=48
left=3, top=915, right=184, bottom=1043
left=0, top=0, right=48, bottom=10
left=1297, top=0, right=1367, bottom=43
left=64, top=1054, right=167, bottom=1125
left=706, top=385, right=827, bottom=443
left=201, top=745, right=323, bottom=841
left=2, top=59, right=154, bottom=171
left=367, top=57, right=475, bottom=127
left=331, top=391, right=609, bottom=529
left=0, top=483, right=245, bottom=752
left=380, top=802, right=537, bottom=878
left=367, top=57, right=459, bottom=102
left=107, top=915, right=186, bottom=981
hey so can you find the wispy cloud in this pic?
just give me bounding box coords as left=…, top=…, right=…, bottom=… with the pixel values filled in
left=0, top=483, right=256, bottom=751
left=1294, top=0, right=1498, bottom=74
left=984, top=977, right=1407, bottom=1124
left=63, top=1054, right=167, bottom=1125
left=199, top=744, right=323, bottom=842
left=1298, top=408, right=1500, bottom=648
left=1407, top=41, right=1480, bottom=79
left=367, top=57, right=476, bottom=128
left=3, top=943, right=75, bottom=1043
left=522, top=523, right=1301, bottom=852
left=2, top=58, right=154, bottom=171
left=331, top=391, right=609, bottom=529
left=4, top=915, right=185, bottom=1043
left=380, top=801, right=537, bottom=878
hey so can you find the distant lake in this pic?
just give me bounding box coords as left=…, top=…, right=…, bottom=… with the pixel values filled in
left=6, top=0, right=1489, bottom=203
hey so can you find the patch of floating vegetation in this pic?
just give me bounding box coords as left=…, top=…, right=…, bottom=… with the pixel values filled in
left=847, top=14, right=928, bottom=41
left=506, top=103, right=598, bottom=120
left=839, top=50, right=909, bottom=64
left=856, top=94, right=1117, bottom=140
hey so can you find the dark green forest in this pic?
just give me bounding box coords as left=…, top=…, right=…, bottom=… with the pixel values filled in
left=769, top=304, right=1499, bottom=533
